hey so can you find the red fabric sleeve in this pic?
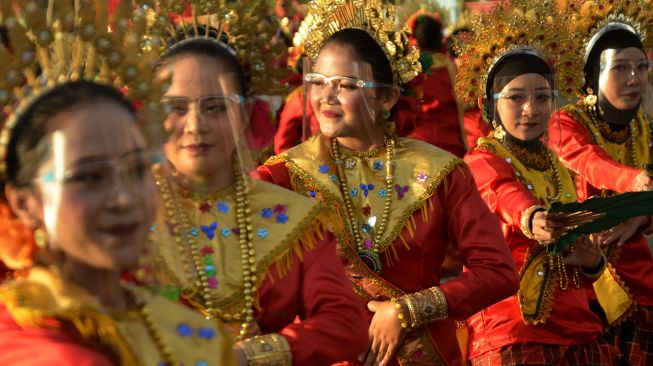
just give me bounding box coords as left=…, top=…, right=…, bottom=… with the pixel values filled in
left=247, top=99, right=275, bottom=150
left=254, top=161, right=293, bottom=189
left=464, top=149, right=541, bottom=232
left=436, top=166, right=519, bottom=319
left=548, top=111, right=641, bottom=193
left=463, top=107, right=490, bottom=150
left=0, top=305, right=113, bottom=366
left=261, top=234, right=369, bottom=365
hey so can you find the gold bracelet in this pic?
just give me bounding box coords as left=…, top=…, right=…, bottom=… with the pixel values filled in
left=240, top=333, right=292, bottom=366
left=391, top=297, right=410, bottom=329
left=520, top=205, right=544, bottom=240
left=400, top=286, right=448, bottom=328
left=403, top=294, right=418, bottom=327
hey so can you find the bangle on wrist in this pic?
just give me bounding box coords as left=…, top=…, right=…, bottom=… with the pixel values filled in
left=521, top=205, right=545, bottom=241
left=399, top=286, right=448, bottom=328
left=391, top=297, right=411, bottom=329
left=581, top=253, right=606, bottom=280
left=240, top=333, right=291, bottom=366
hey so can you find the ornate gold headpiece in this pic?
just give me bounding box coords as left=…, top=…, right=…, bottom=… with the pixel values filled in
left=561, top=0, right=653, bottom=59
left=152, top=0, right=290, bottom=95
left=454, top=0, right=584, bottom=105
left=300, top=0, right=421, bottom=84
left=0, top=0, right=166, bottom=181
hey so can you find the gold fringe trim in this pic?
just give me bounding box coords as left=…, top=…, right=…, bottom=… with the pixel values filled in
left=518, top=246, right=558, bottom=325
left=285, top=157, right=464, bottom=264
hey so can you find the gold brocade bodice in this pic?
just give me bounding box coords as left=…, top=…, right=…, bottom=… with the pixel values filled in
left=476, top=137, right=578, bottom=206
left=563, top=104, right=653, bottom=170
left=0, top=267, right=232, bottom=365
left=143, top=164, right=324, bottom=329
left=275, top=135, right=462, bottom=255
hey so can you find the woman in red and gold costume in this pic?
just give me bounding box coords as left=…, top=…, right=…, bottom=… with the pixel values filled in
left=458, top=1, right=622, bottom=364
left=0, top=2, right=232, bottom=364
left=547, top=1, right=653, bottom=364
left=406, top=10, right=466, bottom=158
left=257, top=1, right=519, bottom=365
left=137, top=2, right=368, bottom=365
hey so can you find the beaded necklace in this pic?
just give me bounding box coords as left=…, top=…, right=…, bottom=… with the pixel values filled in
left=137, top=305, right=178, bottom=365
left=331, top=137, right=395, bottom=274
left=156, top=166, right=258, bottom=341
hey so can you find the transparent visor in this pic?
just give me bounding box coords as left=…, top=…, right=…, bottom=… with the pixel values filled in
left=598, top=48, right=653, bottom=119
left=492, top=74, right=558, bottom=141
left=302, top=57, right=398, bottom=142
left=158, top=70, right=255, bottom=183
left=32, top=98, right=161, bottom=249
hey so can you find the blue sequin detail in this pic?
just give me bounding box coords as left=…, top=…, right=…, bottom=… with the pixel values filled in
left=198, top=327, right=216, bottom=340
left=350, top=188, right=358, bottom=197
left=318, top=164, right=329, bottom=174
left=205, top=265, right=215, bottom=272
left=276, top=213, right=289, bottom=224
left=200, top=222, right=217, bottom=240
left=330, top=174, right=338, bottom=183
left=261, top=208, right=274, bottom=218
left=176, top=323, right=193, bottom=337
left=379, top=188, right=388, bottom=197
left=309, top=191, right=316, bottom=198
left=360, top=183, right=375, bottom=197
left=220, top=227, right=231, bottom=237
left=189, top=227, right=198, bottom=237
left=373, top=160, right=383, bottom=171
left=362, top=223, right=372, bottom=234
left=196, top=361, right=209, bottom=366
left=217, top=201, right=229, bottom=213
left=257, top=228, right=269, bottom=238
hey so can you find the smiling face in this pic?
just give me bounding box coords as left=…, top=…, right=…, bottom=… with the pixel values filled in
left=159, top=54, right=241, bottom=183
left=495, top=73, right=555, bottom=141
left=309, top=44, right=389, bottom=140
left=33, top=100, right=157, bottom=270
left=599, top=47, right=649, bottom=110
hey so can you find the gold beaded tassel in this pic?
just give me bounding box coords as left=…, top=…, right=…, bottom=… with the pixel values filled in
left=139, top=306, right=178, bottom=366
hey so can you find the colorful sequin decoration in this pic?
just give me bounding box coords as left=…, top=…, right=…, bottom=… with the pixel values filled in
left=200, top=222, right=217, bottom=240
left=257, top=227, right=269, bottom=238
left=217, top=201, right=229, bottom=213
left=395, top=185, right=409, bottom=200
left=378, top=188, right=388, bottom=198
left=416, top=172, right=428, bottom=183
left=373, top=160, right=383, bottom=171
left=319, top=164, right=330, bottom=174
left=199, top=202, right=212, bottom=213
left=360, top=183, right=375, bottom=197
left=200, top=246, right=218, bottom=289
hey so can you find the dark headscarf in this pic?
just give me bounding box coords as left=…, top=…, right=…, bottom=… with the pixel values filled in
left=584, top=23, right=645, bottom=124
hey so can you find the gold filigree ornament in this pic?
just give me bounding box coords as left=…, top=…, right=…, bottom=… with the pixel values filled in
left=300, top=0, right=422, bottom=85
left=453, top=0, right=585, bottom=106
left=0, top=0, right=168, bottom=181
left=151, top=0, right=290, bottom=95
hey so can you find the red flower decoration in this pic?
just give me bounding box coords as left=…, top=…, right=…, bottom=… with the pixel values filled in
left=362, top=204, right=372, bottom=216
left=200, top=246, right=215, bottom=255
left=198, top=202, right=212, bottom=213
left=273, top=204, right=287, bottom=214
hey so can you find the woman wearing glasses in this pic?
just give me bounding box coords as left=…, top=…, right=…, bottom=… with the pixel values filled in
left=138, top=2, right=368, bottom=365
left=257, top=1, right=518, bottom=365
left=547, top=1, right=653, bottom=364
left=459, top=1, right=618, bottom=364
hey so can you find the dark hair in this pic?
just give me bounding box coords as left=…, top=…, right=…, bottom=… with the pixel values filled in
left=156, top=26, right=247, bottom=95
left=5, top=80, right=137, bottom=187
left=321, top=28, right=394, bottom=85
left=413, top=15, right=443, bottom=52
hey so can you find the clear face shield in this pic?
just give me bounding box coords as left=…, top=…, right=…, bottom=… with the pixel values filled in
left=31, top=90, right=163, bottom=270
left=302, top=57, right=397, bottom=146
left=598, top=47, right=653, bottom=121
left=159, top=70, right=255, bottom=188
left=492, top=73, right=558, bottom=142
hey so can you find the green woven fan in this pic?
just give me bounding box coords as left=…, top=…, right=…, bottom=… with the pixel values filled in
left=546, top=190, right=653, bottom=254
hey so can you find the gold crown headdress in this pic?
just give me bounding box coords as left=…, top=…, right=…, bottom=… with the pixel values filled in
left=152, top=0, right=290, bottom=95
left=300, top=0, right=421, bottom=85
left=454, top=0, right=585, bottom=105
left=0, top=0, right=167, bottom=181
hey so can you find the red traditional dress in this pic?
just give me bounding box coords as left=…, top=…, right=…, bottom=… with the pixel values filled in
left=465, top=136, right=619, bottom=365
left=257, top=135, right=519, bottom=365
left=548, top=104, right=653, bottom=365
left=0, top=266, right=232, bottom=365
left=462, top=107, right=491, bottom=151
left=141, top=164, right=368, bottom=365
left=410, top=53, right=466, bottom=158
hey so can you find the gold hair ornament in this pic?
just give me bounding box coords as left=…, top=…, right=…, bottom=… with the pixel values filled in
left=152, top=0, right=290, bottom=95
left=0, top=0, right=167, bottom=181
left=453, top=0, right=584, bottom=105
left=300, top=0, right=421, bottom=84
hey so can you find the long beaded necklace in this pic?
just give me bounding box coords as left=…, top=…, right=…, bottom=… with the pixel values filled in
left=331, top=137, right=395, bottom=274
left=156, top=166, right=258, bottom=340
left=544, top=148, right=563, bottom=202
left=137, top=305, right=178, bottom=365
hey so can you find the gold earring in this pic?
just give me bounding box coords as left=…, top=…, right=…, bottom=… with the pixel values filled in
left=34, top=228, right=48, bottom=249
left=492, top=121, right=507, bottom=140
left=584, top=87, right=597, bottom=113
left=381, top=109, right=391, bottom=120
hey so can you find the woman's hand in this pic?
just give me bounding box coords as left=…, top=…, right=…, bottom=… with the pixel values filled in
left=563, top=234, right=602, bottom=269
left=634, top=171, right=653, bottom=191
left=530, top=210, right=566, bottom=245
left=598, top=216, right=648, bottom=247
left=358, top=300, right=406, bottom=366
